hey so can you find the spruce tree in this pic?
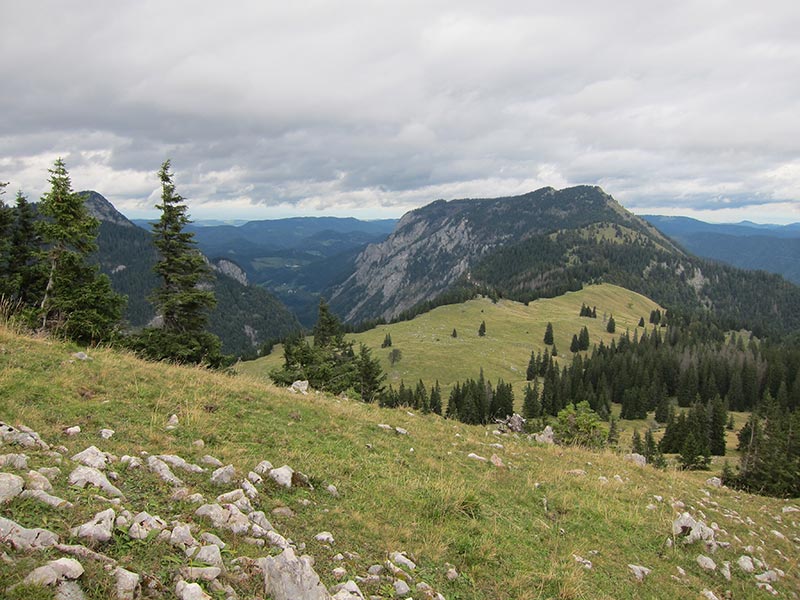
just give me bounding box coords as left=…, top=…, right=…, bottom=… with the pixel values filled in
left=313, top=298, right=341, bottom=347
left=526, top=350, right=536, bottom=381
left=429, top=381, right=443, bottom=415
left=357, top=344, right=385, bottom=403
left=9, top=191, right=42, bottom=306
left=381, top=332, right=392, bottom=348
left=708, top=395, right=727, bottom=456
left=606, top=314, right=616, bottom=334
left=139, top=160, right=220, bottom=364
left=451, top=328, right=457, bottom=338
left=638, top=316, right=645, bottom=327
left=522, top=381, right=541, bottom=419
left=36, top=159, right=124, bottom=343
left=606, top=415, right=620, bottom=447
left=0, top=183, right=11, bottom=297
left=631, top=429, right=644, bottom=454
left=543, top=322, right=554, bottom=345
left=578, top=326, right=590, bottom=351
left=478, top=320, right=486, bottom=337
left=570, top=334, right=580, bottom=353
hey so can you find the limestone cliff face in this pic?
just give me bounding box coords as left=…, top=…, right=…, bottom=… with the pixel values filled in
left=329, top=185, right=663, bottom=323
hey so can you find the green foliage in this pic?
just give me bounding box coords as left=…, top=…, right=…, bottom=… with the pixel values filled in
left=429, top=380, right=443, bottom=415
left=630, top=429, right=643, bottom=454
left=478, top=320, right=486, bottom=337
left=543, top=322, right=554, bottom=345
left=388, top=347, right=402, bottom=366
left=606, top=314, right=616, bottom=334
left=679, top=430, right=710, bottom=470
left=381, top=332, right=392, bottom=347
left=553, top=401, right=606, bottom=448
left=356, top=343, right=385, bottom=403
left=606, top=416, right=620, bottom=447
left=36, top=158, right=124, bottom=343
left=451, top=328, right=457, bottom=338
left=522, top=380, right=541, bottom=419
left=133, top=161, right=220, bottom=365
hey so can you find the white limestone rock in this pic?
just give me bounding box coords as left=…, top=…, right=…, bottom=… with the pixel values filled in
left=99, top=429, right=115, bottom=440
left=315, top=531, right=335, bottom=544
left=737, top=555, right=755, bottom=573
left=393, top=579, right=411, bottom=595
left=25, top=470, right=53, bottom=491
left=114, top=567, right=140, bottom=600
left=331, top=580, right=364, bottom=599
left=259, top=547, right=330, bottom=600
left=0, top=422, right=49, bottom=449
left=253, top=460, right=273, bottom=474
left=22, top=557, right=84, bottom=586
left=269, top=465, right=294, bottom=488
left=68, top=466, right=123, bottom=498
left=70, top=508, right=115, bottom=543
left=247, top=470, right=263, bottom=485
left=195, top=503, right=251, bottom=535
left=147, top=456, right=184, bottom=486
left=623, top=453, right=647, bottom=467
left=170, top=523, right=197, bottom=549
left=467, top=453, right=487, bottom=462
left=166, top=414, right=179, bottom=430
left=20, top=489, right=74, bottom=509
left=71, top=446, right=113, bottom=470
left=0, top=472, right=24, bottom=503
left=180, top=566, right=222, bottom=581
left=696, top=555, right=716, bottom=571
left=64, top=426, right=81, bottom=436
left=211, top=465, right=236, bottom=486
left=0, top=453, right=28, bottom=469
left=0, top=515, right=59, bottom=550
left=241, top=479, right=259, bottom=500
left=128, top=512, right=167, bottom=540
left=201, top=455, right=224, bottom=467
left=390, top=551, right=416, bottom=571
left=628, top=564, right=651, bottom=582
left=175, top=580, right=212, bottom=600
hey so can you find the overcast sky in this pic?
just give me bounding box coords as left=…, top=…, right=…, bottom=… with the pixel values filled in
left=1, top=1, right=799, bottom=223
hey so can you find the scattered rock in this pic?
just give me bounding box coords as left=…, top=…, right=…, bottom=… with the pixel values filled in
left=100, top=429, right=115, bottom=440
left=393, top=579, right=411, bottom=595
left=269, top=465, right=294, bottom=489
left=71, top=446, right=113, bottom=470
left=573, top=554, right=592, bottom=569
left=628, top=564, right=651, bottom=582
left=292, top=470, right=314, bottom=489
left=326, top=484, right=339, bottom=497
left=700, top=590, right=720, bottom=600
left=445, top=565, right=458, bottom=581
left=195, top=503, right=251, bottom=535
left=200, top=532, right=226, bottom=549
left=156, top=454, right=205, bottom=473
left=720, top=561, right=731, bottom=581
left=0, top=515, right=59, bottom=550
left=490, top=454, right=505, bottom=468
left=331, top=580, right=364, bottom=599
left=533, top=425, right=554, bottom=444
left=377, top=424, right=393, bottom=431
left=68, top=466, right=124, bottom=498
left=289, top=380, right=309, bottom=394
left=120, top=455, right=142, bottom=469
left=315, top=531, right=335, bottom=544
left=211, top=465, right=236, bottom=486
left=332, top=566, right=347, bottom=579
left=166, top=414, right=179, bottom=430
left=72, top=351, right=91, bottom=361
left=175, top=580, right=212, bottom=600
left=180, top=566, right=222, bottom=581
left=147, top=456, right=184, bottom=486
left=390, top=551, right=416, bottom=571
left=1, top=422, right=50, bottom=449
left=781, top=505, right=799, bottom=514
left=272, top=506, right=295, bottom=518
left=467, top=453, right=487, bottom=462
left=114, top=567, right=140, bottom=600
left=70, top=508, right=115, bottom=543
left=169, top=523, right=197, bottom=549
left=395, top=427, right=408, bottom=435
left=25, top=469, right=53, bottom=491
left=20, top=489, right=73, bottom=509
left=201, top=455, right=224, bottom=468
left=253, top=460, right=274, bottom=474
left=566, top=469, right=587, bottom=476
left=241, top=478, right=259, bottom=500
left=128, top=512, right=167, bottom=540
left=623, top=453, right=647, bottom=467
left=259, top=546, right=330, bottom=600
left=737, top=555, right=755, bottom=573
left=22, top=557, right=84, bottom=586
left=0, top=472, right=24, bottom=503
left=64, top=426, right=81, bottom=436
left=190, top=544, right=223, bottom=567
left=696, top=555, right=716, bottom=571
left=192, top=439, right=205, bottom=448
left=0, top=453, right=29, bottom=469
left=755, top=570, right=779, bottom=583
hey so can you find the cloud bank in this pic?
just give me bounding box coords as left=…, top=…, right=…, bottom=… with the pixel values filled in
left=1, top=1, right=799, bottom=222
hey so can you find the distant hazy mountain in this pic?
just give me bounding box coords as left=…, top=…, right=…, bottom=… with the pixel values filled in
left=82, top=192, right=301, bottom=356
left=644, top=215, right=800, bottom=284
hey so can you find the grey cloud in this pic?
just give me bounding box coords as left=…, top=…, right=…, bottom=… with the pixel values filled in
left=1, top=1, right=799, bottom=221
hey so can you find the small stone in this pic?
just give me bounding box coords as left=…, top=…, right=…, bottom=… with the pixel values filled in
left=705, top=476, right=722, bottom=487
left=272, top=506, right=295, bottom=518
left=623, top=453, right=646, bottom=467
left=390, top=551, right=416, bottom=571
left=166, top=414, right=179, bottom=430
left=566, top=469, right=586, bottom=476
left=20, top=489, right=73, bottom=509
left=326, top=484, right=339, bottom=497
left=70, top=508, right=115, bottom=543
left=114, top=567, right=140, bottom=600
left=253, top=460, right=273, bottom=474
left=128, top=511, right=167, bottom=540
left=170, top=523, right=197, bottom=549
left=696, top=555, right=716, bottom=571
left=200, top=532, right=226, bottom=549
left=210, top=465, right=236, bottom=485
left=446, top=566, right=458, bottom=581
left=700, top=590, right=720, bottom=600
left=490, top=454, right=505, bottom=468
left=573, top=554, right=592, bottom=569
left=175, top=580, right=212, bottom=600
left=191, top=544, right=223, bottom=567
left=393, top=579, right=411, bottom=595
left=241, top=479, right=259, bottom=500
left=64, top=426, right=81, bottom=436
left=269, top=465, right=294, bottom=488
left=332, top=567, right=347, bottom=579
left=720, top=561, right=731, bottom=581
left=147, top=456, right=184, bottom=486
left=377, top=423, right=393, bottom=430
left=737, top=555, right=755, bottom=573
left=315, top=531, right=334, bottom=544
left=467, top=453, right=487, bottom=461
left=71, top=446, right=111, bottom=470
left=120, top=455, right=142, bottom=469
left=367, top=564, right=384, bottom=576
left=247, top=471, right=263, bottom=485
left=395, top=427, right=408, bottom=435
left=99, top=429, right=114, bottom=440
left=192, top=439, right=205, bottom=448
left=0, top=453, right=29, bottom=469
left=0, top=472, right=25, bottom=503
left=0, top=515, right=59, bottom=550
left=628, top=564, right=651, bottom=582
left=23, top=557, right=84, bottom=586
left=180, top=566, right=222, bottom=581
left=201, top=455, right=224, bottom=468
left=755, top=570, right=778, bottom=583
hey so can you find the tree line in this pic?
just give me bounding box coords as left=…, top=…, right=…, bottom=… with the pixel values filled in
left=0, top=159, right=225, bottom=365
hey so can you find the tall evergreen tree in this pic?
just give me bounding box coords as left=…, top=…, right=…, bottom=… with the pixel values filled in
left=137, top=160, right=220, bottom=363
left=357, top=344, right=385, bottom=403
left=478, top=320, right=486, bottom=337
left=36, top=159, right=123, bottom=343
left=606, top=314, right=616, bottom=334
left=578, top=326, right=590, bottom=351
left=570, top=334, right=580, bottom=353
left=0, top=182, right=11, bottom=296
left=526, top=350, right=537, bottom=381
left=522, top=380, right=541, bottom=419
left=429, top=381, right=443, bottom=415
left=543, top=322, right=554, bottom=345
left=9, top=191, right=42, bottom=306
left=708, top=395, right=727, bottom=456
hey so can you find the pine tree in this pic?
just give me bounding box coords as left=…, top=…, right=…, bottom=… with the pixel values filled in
left=478, top=320, right=486, bottom=337
left=9, top=191, right=42, bottom=306
left=429, top=381, right=443, bottom=415
left=522, top=381, right=541, bottom=419
left=708, top=395, right=727, bottom=456
left=36, top=158, right=124, bottom=343
left=313, top=298, right=341, bottom=347
left=654, top=393, right=671, bottom=423
left=606, top=314, right=616, bottom=334
left=414, top=379, right=429, bottom=412
left=680, top=431, right=710, bottom=470
left=638, top=316, right=645, bottom=327
left=138, top=160, right=220, bottom=364
left=357, top=344, right=385, bottom=403
left=544, top=322, right=554, bottom=345
left=570, top=334, right=580, bottom=353
left=526, top=350, right=536, bottom=381
left=631, top=429, right=644, bottom=454
left=578, top=326, right=590, bottom=351
left=451, top=328, right=457, bottom=338
left=606, top=416, right=620, bottom=447
left=381, top=332, right=392, bottom=348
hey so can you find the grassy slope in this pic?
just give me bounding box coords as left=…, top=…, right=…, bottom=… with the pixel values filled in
left=241, top=284, right=660, bottom=400
left=1, top=326, right=798, bottom=599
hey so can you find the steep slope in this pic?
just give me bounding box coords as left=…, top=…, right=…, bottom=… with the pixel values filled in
left=644, top=215, right=800, bottom=284
left=328, top=186, right=678, bottom=324
left=1, top=326, right=798, bottom=599
left=83, top=192, right=301, bottom=355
